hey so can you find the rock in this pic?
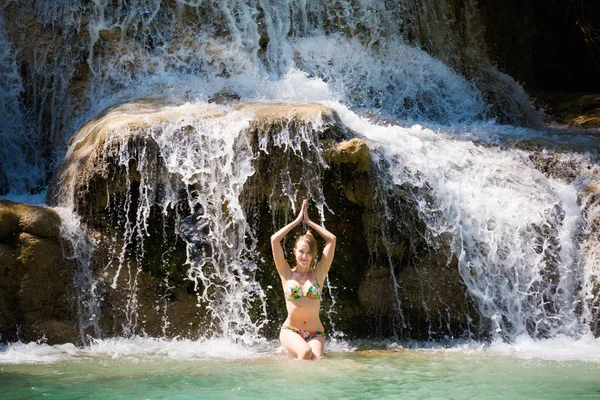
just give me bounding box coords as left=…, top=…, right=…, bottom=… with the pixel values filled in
left=208, top=89, right=241, bottom=104
left=326, top=138, right=371, bottom=172
left=32, top=320, right=79, bottom=345
left=0, top=200, right=62, bottom=239
left=324, top=139, right=374, bottom=208
left=241, top=102, right=339, bottom=128
left=532, top=91, right=600, bottom=130
left=398, top=252, right=487, bottom=339
left=0, top=203, right=19, bottom=241
left=46, top=99, right=167, bottom=214
left=358, top=267, right=396, bottom=316
left=0, top=201, right=78, bottom=344
left=0, top=243, right=19, bottom=340
left=42, top=99, right=482, bottom=341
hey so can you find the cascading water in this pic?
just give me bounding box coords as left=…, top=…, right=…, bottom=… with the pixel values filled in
left=1, top=0, right=599, bottom=347
left=54, top=207, right=102, bottom=343
left=292, top=35, right=487, bottom=124
left=331, top=104, right=599, bottom=340
left=0, top=11, right=43, bottom=193
left=0, top=0, right=530, bottom=174
left=135, top=101, right=342, bottom=342
left=148, top=104, right=266, bottom=342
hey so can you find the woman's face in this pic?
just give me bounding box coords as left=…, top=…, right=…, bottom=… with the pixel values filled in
left=294, top=239, right=314, bottom=268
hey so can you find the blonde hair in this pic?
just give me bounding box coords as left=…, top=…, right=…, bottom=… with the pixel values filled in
left=295, top=231, right=318, bottom=257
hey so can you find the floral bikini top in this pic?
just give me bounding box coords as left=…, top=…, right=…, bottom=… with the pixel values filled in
left=285, top=278, right=322, bottom=301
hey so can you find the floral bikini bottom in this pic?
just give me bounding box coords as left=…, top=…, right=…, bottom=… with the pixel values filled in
left=283, top=326, right=325, bottom=342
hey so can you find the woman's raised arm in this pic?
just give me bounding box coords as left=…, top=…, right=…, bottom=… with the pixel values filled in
left=303, top=206, right=336, bottom=282
left=270, top=200, right=306, bottom=281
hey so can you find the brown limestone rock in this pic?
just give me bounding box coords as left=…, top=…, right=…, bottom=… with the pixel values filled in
left=31, top=320, right=79, bottom=345
left=0, top=204, right=19, bottom=241
left=0, top=200, right=61, bottom=239
left=17, top=204, right=61, bottom=238
left=241, top=102, right=339, bottom=130
left=398, top=252, right=485, bottom=339
left=0, top=201, right=78, bottom=344
left=324, top=138, right=375, bottom=208
left=326, top=138, right=371, bottom=173
left=533, top=92, right=600, bottom=130
left=358, top=267, right=397, bottom=316
left=93, top=254, right=205, bottom=339
left=0, top=243, right=19, bottom=339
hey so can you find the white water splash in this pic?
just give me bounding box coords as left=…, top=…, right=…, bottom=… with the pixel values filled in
left=488, top=333, right=600, bottom=363
left=0, top=337, right=268, bottom=364
left=0, top=341, right=81, bottom=365
left=3, top=335, right=600, bottom=364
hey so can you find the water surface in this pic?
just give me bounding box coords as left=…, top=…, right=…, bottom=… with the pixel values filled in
left=2, top=338, right=599, bottom=399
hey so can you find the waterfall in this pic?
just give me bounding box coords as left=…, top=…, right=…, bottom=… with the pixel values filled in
left=331, top=103, right=598, bottom=340
left=0, top=0, right=539, bottom=196
left=47, top=100, right=342, bottom=343
left=292, top=35, right=487, bottom=124
left=148, top=103, right=264, bottom=342
left=1, top=0, right=598, bottom=344
left=0, top=12, right=43, bottom=193
left=55, top=207, right=102, bottom=344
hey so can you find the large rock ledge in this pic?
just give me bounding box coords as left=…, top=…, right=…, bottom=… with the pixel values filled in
left=0, top=200, right=78, bottom=344
left=3, top=100, right=485, bottom=343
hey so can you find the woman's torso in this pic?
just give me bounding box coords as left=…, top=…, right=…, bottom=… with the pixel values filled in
left=282, top=271, right=323, bottom=331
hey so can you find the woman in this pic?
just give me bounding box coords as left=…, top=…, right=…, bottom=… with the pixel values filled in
left=270, top=199, right=336, bottom=360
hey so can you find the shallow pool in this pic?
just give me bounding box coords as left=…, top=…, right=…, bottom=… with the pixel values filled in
left=1, top=337, right=600, bottom=399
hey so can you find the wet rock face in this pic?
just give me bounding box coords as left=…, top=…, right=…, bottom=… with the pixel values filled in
left=358, top=267, right=396, bottom=316
left=479, top=1, right=600, bottom=94
left=0, top=200, right=78, bottom=344
left=398, top=252, right=489, bottom=340
left=0, top=167, right=8, bottom=196
left=326, top=138, right=371, bottom=173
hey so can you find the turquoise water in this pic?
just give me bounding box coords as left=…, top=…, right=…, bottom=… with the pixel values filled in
left=1, top=339, right=600, bottom=399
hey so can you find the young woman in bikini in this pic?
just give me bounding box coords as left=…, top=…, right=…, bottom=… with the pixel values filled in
left=270, top=199, right=336, bottom=360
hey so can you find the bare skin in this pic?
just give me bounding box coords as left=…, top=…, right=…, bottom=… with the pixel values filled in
left=271, top=199, right=336, bottom=360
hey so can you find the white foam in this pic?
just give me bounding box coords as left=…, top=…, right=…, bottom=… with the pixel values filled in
left=0, top=337, right=277, bottom=364
left=81, top=337, right=266, bottom=360
left=4, top=335, right=600, bottom=364
left=488, top=334, right=600, bottom=363
left=0, top=341, right=80, bottom=364
left=294, top=36, right=486, bottom=124
left=269, top=69, right=334, bottom=102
